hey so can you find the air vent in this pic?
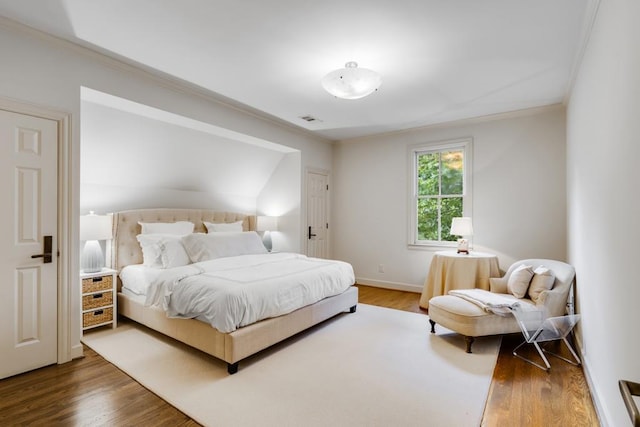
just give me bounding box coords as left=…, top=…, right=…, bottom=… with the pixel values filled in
left=299, top=115, right=319, bottom=122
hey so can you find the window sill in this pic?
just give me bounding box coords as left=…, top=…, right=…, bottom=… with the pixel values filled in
left=407, top=242, right=459, bottom=251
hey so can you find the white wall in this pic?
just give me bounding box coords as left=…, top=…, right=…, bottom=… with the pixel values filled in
left=256, top=152, right=302, bottom=253
left=0, top=19, right=333, bottom=360
left=566, top=0, right=640, bottom=425
left=80, top=100, right=288, bottom=215
left=333, top=107, right=567, bottom=291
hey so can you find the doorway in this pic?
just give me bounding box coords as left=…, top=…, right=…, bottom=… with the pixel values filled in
left=0, top=99, right=73, bottom=378
left=306, top=169, right=329, bottom=258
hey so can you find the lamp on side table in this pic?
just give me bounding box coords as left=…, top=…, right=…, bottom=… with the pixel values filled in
left=450, top=217, right=473, bottom=254
left=80, top=211, right=112, bottom=273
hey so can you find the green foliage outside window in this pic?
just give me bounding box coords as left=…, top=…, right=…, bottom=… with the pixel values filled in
left=416, top=150, right=464, bottom=241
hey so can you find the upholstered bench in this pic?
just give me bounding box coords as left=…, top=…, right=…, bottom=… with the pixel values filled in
left=428, top=259, right=576, bottom=353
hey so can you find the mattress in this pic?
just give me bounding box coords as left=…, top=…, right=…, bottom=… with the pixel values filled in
left=120, top=252, right=355, bottom=333
left=120, top=286, right=146, bottom=302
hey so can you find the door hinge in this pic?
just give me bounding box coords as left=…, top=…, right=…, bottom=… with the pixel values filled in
left=326, top=184, right=329, bottom=190
left=326, top=223, right=329, bottom=229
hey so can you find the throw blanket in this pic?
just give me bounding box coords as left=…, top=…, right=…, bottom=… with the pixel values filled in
left=448, top=289, right=536, bottom=316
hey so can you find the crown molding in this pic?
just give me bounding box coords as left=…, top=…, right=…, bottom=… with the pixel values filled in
left=337, top=103, right=565, bottom=145
left=563, top=0, right=601, bottom=105
left=0, top=16, right=331, bottom=145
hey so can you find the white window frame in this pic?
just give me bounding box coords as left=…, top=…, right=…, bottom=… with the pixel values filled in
left=408, top=138, right=473, bottom=248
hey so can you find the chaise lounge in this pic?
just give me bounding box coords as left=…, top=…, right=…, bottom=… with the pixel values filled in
left=428, top=259, right=576, bottom=353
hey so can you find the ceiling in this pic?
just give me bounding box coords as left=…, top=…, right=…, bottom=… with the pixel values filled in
left=0, top=0, right=592, bottom=141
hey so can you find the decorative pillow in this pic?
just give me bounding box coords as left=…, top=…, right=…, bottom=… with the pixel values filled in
left=138, top=221, right=194, bottom=235
left=528, top=266, right=555, bottom=303
left=136, top=234, right=191, bottom=268
left=182, top=231, right=267, bottom=262
left=507, top=264, right=534, bottom=298
left=159, top=238, right=192, bottom=269
left=136, top=234, right=164, bottom=267
left=489, top=277, right=508, bottom=294
left=204, top=220, right=243, bottom=233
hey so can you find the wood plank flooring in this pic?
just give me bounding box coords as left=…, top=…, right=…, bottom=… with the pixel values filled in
left=0, top=344, right=198, bottom=426
left=357, top=285, right=599, bottom=427
left=0, top=285, right=599, bottom=426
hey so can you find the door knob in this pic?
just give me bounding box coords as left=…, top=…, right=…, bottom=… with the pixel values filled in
left=31, top=235, right=53, bottom=263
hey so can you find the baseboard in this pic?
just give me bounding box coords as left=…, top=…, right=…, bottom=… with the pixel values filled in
left=355, top=277, right=422, bottom=293
left=71, top=343, right=84, bottom=360
left=577, top=342, right=609, bottom=426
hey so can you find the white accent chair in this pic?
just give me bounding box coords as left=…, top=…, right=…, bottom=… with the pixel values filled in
left=428, top=259, right=576, bottom=353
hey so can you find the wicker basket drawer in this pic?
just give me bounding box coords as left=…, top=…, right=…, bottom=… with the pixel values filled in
left=83, top=307, right=113, bottom=328
left=82, top=275, right=113, bottom=293
left=82, top=291, right=113, bottom=310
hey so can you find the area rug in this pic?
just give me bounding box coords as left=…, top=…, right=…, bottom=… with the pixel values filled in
left=82, top=304, right=500, bottom=427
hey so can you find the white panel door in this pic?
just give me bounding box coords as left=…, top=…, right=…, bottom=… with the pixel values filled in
left=306, top=171, right=328, bottom=258
left=0, top=109, right=58, bottom=379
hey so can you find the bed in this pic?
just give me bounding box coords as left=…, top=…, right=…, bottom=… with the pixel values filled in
left=108, top=208, right=358, bottom=374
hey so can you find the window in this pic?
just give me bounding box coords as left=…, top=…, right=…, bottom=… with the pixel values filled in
left=409, top=139, right=472, bottom=247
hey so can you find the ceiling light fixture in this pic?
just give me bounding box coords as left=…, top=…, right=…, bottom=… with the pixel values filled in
left=321, top=61, right=382, bottom=100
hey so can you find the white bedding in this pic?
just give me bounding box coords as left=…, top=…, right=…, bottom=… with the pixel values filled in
left=121, top=252, right=355, bottom=333
left=120, top=264, right=164, bottom=295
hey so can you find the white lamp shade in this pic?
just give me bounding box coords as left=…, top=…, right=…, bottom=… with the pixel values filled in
left=256, top=216, right=278, bottom=232
left=321, top=62, right=382, bottom=100
left=450, top=217, right=473, bottom=236
left=80, top=212, right=112, bottom=241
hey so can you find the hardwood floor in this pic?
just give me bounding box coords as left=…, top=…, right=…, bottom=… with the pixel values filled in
left=0, top=344, right=198, bottom=426
left=483, top=334, right=598, bottom=426
left=357, top=285, right=599, bottom=427
left=0, top=285, right=599, bottom=426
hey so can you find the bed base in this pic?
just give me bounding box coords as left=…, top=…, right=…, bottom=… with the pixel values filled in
left=118, top=286, right=358, bottom=374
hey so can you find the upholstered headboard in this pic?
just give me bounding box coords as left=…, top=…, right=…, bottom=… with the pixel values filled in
left=108, top=208, right=256, bottom=272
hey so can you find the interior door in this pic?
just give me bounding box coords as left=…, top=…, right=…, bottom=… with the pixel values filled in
left=306, top=171, right=328, bottom=258
left=0, top=109, right=58, bottom=379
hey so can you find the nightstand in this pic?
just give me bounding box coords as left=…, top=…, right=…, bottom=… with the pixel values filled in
left=81, top=268, right=117, bottom=331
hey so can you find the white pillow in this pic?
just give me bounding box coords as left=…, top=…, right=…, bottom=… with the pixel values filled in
left=182, top=231, right=267, bottom=262
left=136, top=234, right=164, bottom=267
left=119, top=264, right=163, bottom=295
left=507, top=264, right=534, bottom=298
left=159, top=238, right=192, bottom=268
left=528, top=266, right=555, bottom=303
left=139, top=221, right=194, bottom=235
left=204, top=220, right=243, bottom=233
left=136, top=234, right=191, bottom=269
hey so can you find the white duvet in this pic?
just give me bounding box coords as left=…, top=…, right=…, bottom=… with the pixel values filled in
left=124, top=252, right=355, bottom=333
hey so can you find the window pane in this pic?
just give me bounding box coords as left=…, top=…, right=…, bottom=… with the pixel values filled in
left=417, top=198, right=438, bottom=240
left=411, top=139, right=470, bottom=246
left=441, top=150, right=463, bottom=195
left=441, top=197, right=463, bottom=241
left=417, top=153, right=439, bottom=196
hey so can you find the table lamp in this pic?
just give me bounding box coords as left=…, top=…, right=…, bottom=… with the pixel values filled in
left=80, top=211, right=112, bottom=272
left=450, top=217, right=473, bottom=254
left=257, top=216, right=278, bottom=252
